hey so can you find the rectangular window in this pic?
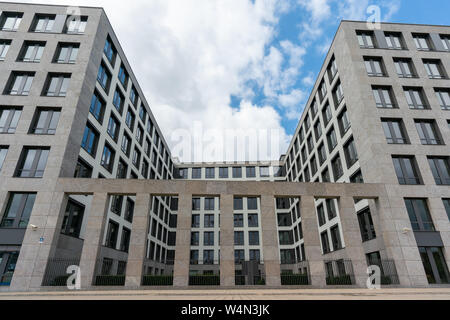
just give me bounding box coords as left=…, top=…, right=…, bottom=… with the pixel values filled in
left=44, top=74, right=71, bottom=97
left=372, top=86, right=395, bottom=108
left=103, top=36, right=117, bottom=65
left=279, top=231, right=293, bottom=245
left=314, top=120, right=322, bottom=141
left=204, top=214, right=215, bottom=228
left=118, top=64, right=129, bottom=88
left=248, top=231, right=259, bottom=245
left=441, top=34, right=450, bottom=51
left=203, top=231, right=214, bottom=246
left=381, top=118, right=408, bottom=144
left=192, top=198, right=201, bottom=211
left=81, top=123, right=99, bottom=157
left=322, top=103, right=332, bottom=126
left=234, top=231, right=244, bottom=245
left=61, top=199, right=85, bottom=238
left=246, top=166, right=256, bottom=178
left=234, top=214, right=243, bottom=228
left=364, top=57, right=386, bottom=77
left=415, top=120, right=442, bottom=145
left=89, top=90, right=106, bottom=123
left=101, top=143, right=115, bottom=172
left=15, top=147, right=50, bottom=178
left=18, top=41, right=45, bottom=63
left=136, top=125, right=144, bottom=145
left=326, top=199, right=337, bottom=220
left=277, top=212, right=292, bottom=227
left=318, top=143, right=327, bottom=165
left=357, top=208, right=376, bottom=242
left=260, top=166, right=270, bottom=177
left=0, top=193, right=36, bottom=228
left=413, top=34, right=432, bottom=51
left=232, top=167, right=242, bottom=178
left=0, top=39, right=11, bottom=60
left=330, top=225, right=342, bottom=250
left=205, top=167, right=215, bottom=179
left=120, top=228, right=131, bottom=252
left=106, top=113, right=119, bottom=142
left=5, top=72, right=34, bottom=95
left=65, top=16, right=87, bottom=34
left=331, top=154, right=343, bottom=180
left=404, top=87, right=428, bottom=109
left=31, top=14, right=55, bottom=33
left=97, top=63, right=111, bottom=92
left=344, top=137, right=358, bottom=168
left=337, top=107, right=350, bottom=137
left=74, top=157, right=92, bottom=178
left=105, top=220, right=119, bottom=249
left=0, top=12, right=23, bottom=31
left=191, top=232, right=199, bottom=246
left=392, top=156, right=422, bottom=185
left=326, top=127, right=338, bottom=152
left=319, top=80, right=327, bottom=102
left=248, top=213, right=259, bottom=227
left=121, top=133, right=131, bottom=157
left=130, top=86, right=138, bottom=107
left=0, top=107, right=21, bottom=134
left=310, top=156, right=318, bottom=176
left=116, top=158, right=128, bottom=179
left=350, top=170, right=364, bottom=183
left=54, top=43, right=79, bottom=64
left=125, top=108, right=135, bottom=132
left=321, top=231, right=330, bottom=254
left=356, top=31, right=375, bottom=48
left=428, top=157, right=450, bottom=185
left=192, top=168, right=201, bottom=179
left=435, top=88, right=450, bottom=110
left=423, top=59, right=447, bottom=79
left=0, top=147, right=8, bottom=172
left=234, top=197, right=243, bottom=210
left=328, top=57, right=338, bottom=81
left=132, top=148, right=141, bottom=169
left=443, top=199, right=450, bottom=221
left=139, top=105, right=147, bottom=124
left=191, top=214, right=200, bottom=228
left=404, top=199, right=435, bottom=231
left=219, top=167, right=228, bottom=178
left=321, top=167, right=330, bottom=182
left=247, top=197, right=258, bottom=210
left=394, top=58, right=416, bottom=78
left=110, top=195, right=123, bottom=215
left=333, top=81, right=344, bottom=107
left=30, top=108, right=60, bottom=135
left=204, top=198, right=215, bottom=211
left=419, top=247, right=449, bottom=284
left=317, top=204, right=326, bottom=226
left=385, top=32, right=404, bottom=49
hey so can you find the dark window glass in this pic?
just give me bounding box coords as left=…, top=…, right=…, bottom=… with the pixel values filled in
left=0, top=107, right=22, bottom=133
left=357, top=208, right=376, bottom=242
left=0, top=193, right=36, bottom=228
left=392, top=156, right=422, bottom=185
left=428, top=157, right=450, bottom=185
left=15, top=147, right=50, bottom=178
left=404, top=199, right=435, bottom=231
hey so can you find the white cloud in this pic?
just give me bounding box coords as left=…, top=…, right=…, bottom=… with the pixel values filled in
left=16, top=0, right=295, bottom=162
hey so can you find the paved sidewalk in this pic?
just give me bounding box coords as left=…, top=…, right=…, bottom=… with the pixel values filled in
left=0, top=288, right=449, bottom=300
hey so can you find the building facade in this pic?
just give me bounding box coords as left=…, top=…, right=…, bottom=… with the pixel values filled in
left=0, top=2, right=449, bottom=291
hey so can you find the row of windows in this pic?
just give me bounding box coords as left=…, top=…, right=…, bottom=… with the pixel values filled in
left=381, top=118, right=446, bottom=145
left=0, top=11, right=87, bottom=34
left=372, top=85, right=450, bottom=110
left=0, top=146, right=50, bottom=178
left=2, top=71, right=71, bottom=97
left=357, top=30, right=450, bottom=52
left=176, top=165, right=284, bottom=179
left=0, top=39, right=79, bottom=64
left=0, top=107, right=60, bottom=135
left=364, top=56, right=448, bottom=80
left=392, top=155, right=450, bottom=186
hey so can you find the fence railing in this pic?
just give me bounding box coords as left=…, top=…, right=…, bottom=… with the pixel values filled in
left=324, top=259, right=355, bottom=285
left=93, top=258, right=126, bottom=286
left=142, top=275, right=174, bottom=286
left=41, top=259, right=80, bottom=287
left=280, top=261, right=310, bottom=285
left=367, top=259, right=400, bottom=285
left=188, top=274, right=220, bottom=286
left=235, top=275, right=266, bottom=285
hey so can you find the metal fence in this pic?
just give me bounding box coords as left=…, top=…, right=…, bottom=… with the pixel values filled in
left=367, top=259, right=400, bottom=285
left=188, top=274, right=220, bottom=286
left=280, top=261, right=310, bottom=285
left=142, top=275, right=174, bottom=286
left=93, top=258, right=126, bottom=286
left=324, top=259, right=355, bottom=285
left=41, top=259, right=80, bottom=287
left=235, top=274, right=266, bottom=285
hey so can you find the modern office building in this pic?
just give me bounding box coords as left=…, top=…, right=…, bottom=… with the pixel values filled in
left=0, top=2, right=449, bottom=291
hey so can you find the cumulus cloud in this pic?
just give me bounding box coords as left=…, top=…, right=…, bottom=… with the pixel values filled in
left=16, top=0, right=296, bottom=162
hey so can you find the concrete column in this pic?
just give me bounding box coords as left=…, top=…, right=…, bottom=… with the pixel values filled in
left=300, top=195, right=326, bottom=288
left=374, top=195, right=434, bottom=287
left=125, top=193, right=151, bottom=288
left=78, top=192, right=109, bottom=289
left=10, top=191, right=67, bottom=291
left=337, top=196, right=368, bottom=287
left=219, top=194, right=235, bottom=286
left=260, top=195, right=281, bottom=286
left=173, top=194, right=191, bottom=287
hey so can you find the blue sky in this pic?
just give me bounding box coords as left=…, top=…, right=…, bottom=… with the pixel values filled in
left=13, top=0, right=450, bottom=161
